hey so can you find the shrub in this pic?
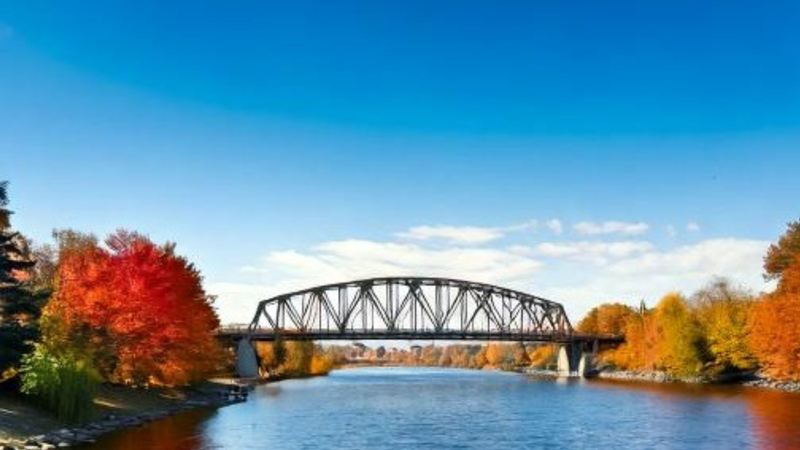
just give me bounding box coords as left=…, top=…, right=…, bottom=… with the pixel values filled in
left=21, top=345, right=97, bottom=423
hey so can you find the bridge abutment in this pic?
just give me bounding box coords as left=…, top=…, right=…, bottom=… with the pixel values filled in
left=235, top=339, right=259, bottom=378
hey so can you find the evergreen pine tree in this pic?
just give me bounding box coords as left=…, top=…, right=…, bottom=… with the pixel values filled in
left=0, top=181, right=38, bottom=382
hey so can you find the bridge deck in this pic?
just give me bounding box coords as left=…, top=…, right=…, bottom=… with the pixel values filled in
left=217, top=329, right=623, bottom=344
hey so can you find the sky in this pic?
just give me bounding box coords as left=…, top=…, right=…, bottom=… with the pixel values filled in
left=1, top=1, right=799, bottom=325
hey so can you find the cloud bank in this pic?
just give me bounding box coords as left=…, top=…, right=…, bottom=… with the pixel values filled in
left=209, top=219, right=770, bottom=324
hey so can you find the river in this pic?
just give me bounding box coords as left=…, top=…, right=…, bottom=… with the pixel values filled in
left=83, top=367, right=800, bottom=450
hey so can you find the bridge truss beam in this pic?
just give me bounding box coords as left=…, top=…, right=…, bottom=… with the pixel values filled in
left=247, top=277, right=574, bottom=341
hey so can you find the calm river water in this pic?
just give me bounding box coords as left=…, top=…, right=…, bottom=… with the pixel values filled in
left=84, top=367, right=800, bottom=450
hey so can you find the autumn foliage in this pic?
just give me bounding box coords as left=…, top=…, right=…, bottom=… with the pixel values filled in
left=588, top=282, right=755, bottom=378
left=749, top=255, right=800, bottom=380
left=587, top=219, right=800, bottom=381
left=255, top=339, right=334, bottom=377
left=577, top=303, right=635, bottom=336
left=43, top=230, right=223, bottom=386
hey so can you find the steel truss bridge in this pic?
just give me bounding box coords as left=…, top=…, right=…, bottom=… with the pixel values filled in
left=219, top=277, right=619, bottom=344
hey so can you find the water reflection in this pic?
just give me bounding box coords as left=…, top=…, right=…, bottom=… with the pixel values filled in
left=83, top=369, right=800, bottom=450
left=82, top=409, right=217, bottom=450
left=746, top=388, right=800, bottom=450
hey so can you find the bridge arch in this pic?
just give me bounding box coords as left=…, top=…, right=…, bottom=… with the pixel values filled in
left=247, top=277, right=574, bottom=341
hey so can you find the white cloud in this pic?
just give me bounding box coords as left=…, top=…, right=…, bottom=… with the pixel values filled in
left=208, top=222, right=771, bottom=325
left=275, top=239, right=542, bottom=284
left=397, top=220, right=537, bottom=244
left=666, top=225, right=677, bottom=237
left=605, top=238, right=763, bottom=279
left=573, top=221, right=650, bottom=236
left=210, top=239, right=544, bottom=323
left=545, top=219, right=563, bottom=235
left=687, top=222, right=700, bottom=233
left=538, top=238, right=771, bottom=319
left=533, top=240, right=654, bottom=264
left=397, top=225, right=506, bottom=244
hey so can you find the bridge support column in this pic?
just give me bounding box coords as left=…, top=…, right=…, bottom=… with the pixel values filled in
left=557, top=342, right=594, bottom=378
left=235, top=339, right=259, bottom=379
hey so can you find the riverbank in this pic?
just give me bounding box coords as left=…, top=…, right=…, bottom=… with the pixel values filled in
left=594, top=369, right=800, bottom=393
left=0, top=379, right=248, bottom=449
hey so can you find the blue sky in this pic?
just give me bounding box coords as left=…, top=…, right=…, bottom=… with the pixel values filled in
left=1, top=1, right=799, bottom=323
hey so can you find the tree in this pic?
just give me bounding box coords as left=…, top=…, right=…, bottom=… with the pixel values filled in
left=255, top=334, right=288, bottom=376
left=654, top=293, right=706, bottom=377
left=578, top=303, right=636, bottom=336
left=273, top=334, right=287, bottom=370
left=692, top=278, right=756, bottom=374
left=283, top=340, right=314, bottom=376
left=528, top=345, right=557, bottom=369
left=438, top=347, right=453, bottom=366
left=420, top=345, right=441, bottom=366
left=485, top=343, right=512, bottom=367
left=474, top=347, right=488, bottom=367
left=513, top=343, right=531, bottom=366
left=749, top=255, right=800, bottom=380
left=764, top=219, right=800, bottom=280
left=0, top=181, right=9, bottom=230
left=749, top=222, right=800, bottom=381
left=43, top=230, right=223, bottom=386
left=0, top=181, right=38, bottom=383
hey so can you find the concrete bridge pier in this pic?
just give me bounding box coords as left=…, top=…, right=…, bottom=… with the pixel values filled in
left=557, top=341, right=596, bottom=378
left=235, top=339, right=259, bottom=378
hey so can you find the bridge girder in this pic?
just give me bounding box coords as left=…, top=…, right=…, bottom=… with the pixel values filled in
left=245, top=277, right=574, bottom=341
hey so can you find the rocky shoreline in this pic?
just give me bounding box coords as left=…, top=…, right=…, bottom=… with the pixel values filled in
left=0, top=384, right=249, bottom=450
left=595, top=369, right=800, bottom=393
left=742, top=377, right=800, bottom=392
left=596, top=369, right=700, bottom=383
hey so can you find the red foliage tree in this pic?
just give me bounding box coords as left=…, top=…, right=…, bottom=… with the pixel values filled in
left=45, top=230, right=222, bottom=386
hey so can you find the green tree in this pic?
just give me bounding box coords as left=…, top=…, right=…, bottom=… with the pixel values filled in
left=0, top=182, right=38, bottom=383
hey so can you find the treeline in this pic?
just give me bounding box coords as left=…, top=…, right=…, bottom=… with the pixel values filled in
left=581, top=220, right=800, bottom=381
left=316, top=342, right=559, bottom=372
left=254, top=338, right=335, bottom=378
left=0, top=182, right=224, bottom=422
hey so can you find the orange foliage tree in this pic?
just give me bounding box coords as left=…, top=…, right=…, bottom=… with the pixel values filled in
left=604, top=304, right=660, bottom=371
left=44, top=230, right=223, bottom=386
left=749, top=255, right=800, bottom=380
left=577, top=303, right=636, bottom=336
left=584, top=296, right=706, bottom=377
left=579, top=302, right=655, bottom=370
